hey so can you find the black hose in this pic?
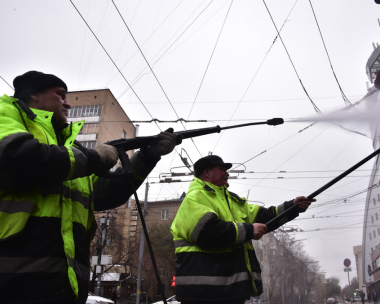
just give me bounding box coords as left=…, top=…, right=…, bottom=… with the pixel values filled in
left=129, top=179, right=167, bottom=304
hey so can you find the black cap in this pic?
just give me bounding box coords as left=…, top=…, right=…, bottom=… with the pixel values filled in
left=193, top=155, right=232, bottom=178
left=13, top=71, right=67, bottom=101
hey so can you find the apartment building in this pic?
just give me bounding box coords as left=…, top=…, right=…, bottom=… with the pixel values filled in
left=66, top=88, right=136, bottom=157
left=362, top=44, right=380, bottom=294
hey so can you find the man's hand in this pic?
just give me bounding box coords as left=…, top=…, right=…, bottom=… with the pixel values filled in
left=93, top=144, right=119, bottom=172
left=253, top=223, right=267, bottom=240
left=148, top=128, right=182, bottom=157
left=293, top=196, right=316, bottom=213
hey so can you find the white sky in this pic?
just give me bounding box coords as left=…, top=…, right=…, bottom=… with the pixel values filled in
left=1, top=0, right=380, bottom=287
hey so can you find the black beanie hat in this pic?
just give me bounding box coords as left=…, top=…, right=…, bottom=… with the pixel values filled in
left=13, top=71, right=68, bottom=101
left=193, top=155, right=232, bottom=178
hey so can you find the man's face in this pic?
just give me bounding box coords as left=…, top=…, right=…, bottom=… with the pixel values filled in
left=30, top=86, right=71, bottom=126
left=205, top=165, right=229, bottom=188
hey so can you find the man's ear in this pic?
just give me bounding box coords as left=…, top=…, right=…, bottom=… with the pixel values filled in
left=30, top=93, right=39, bottom=103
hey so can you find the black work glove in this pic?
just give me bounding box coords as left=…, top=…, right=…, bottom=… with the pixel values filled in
left=147, top=128, right=183, bottom=157
left=93, top=144, right=119, bottom=172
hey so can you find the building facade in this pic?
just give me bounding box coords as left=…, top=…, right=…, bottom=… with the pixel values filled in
left=362, top=44, right=380, bottom=294
left=67, top=89, right=136, bottom=157
left=353, top=245, right=363, bottom=291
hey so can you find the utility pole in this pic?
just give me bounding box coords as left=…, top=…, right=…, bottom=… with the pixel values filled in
left=136, top=182, right=149, bottom=304
left=348, top=269, right=352, bottom=301
left=96, top=210, right=109, bottom=296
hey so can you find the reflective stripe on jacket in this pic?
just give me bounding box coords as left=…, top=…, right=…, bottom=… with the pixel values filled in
left=170, top=177, right=298, bottom=303
left=0, top=94, right=96, bottom=303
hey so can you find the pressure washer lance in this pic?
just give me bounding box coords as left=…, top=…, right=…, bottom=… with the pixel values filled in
left=266, top=146, right=380, bottom=230
left=97, top=118, right=283, bottom=304
left=102, top=118, right=284, bottom=179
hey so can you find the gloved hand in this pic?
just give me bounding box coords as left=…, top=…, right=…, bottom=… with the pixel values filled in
left=93, top=144, right=119, bottom=172
left=148, top=128, right=182, bottom=157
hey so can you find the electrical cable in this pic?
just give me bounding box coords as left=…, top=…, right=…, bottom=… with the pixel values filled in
left=105, top=0, right=145, bottom=85
left=80, top=0, right=112, bottom=88
left=211, top=0, right=299, bottom=153
left=111, top=0, right=204, bottom=157
left=232, top=123, right=314, bottom=171
left=186, top=0, right=234, bottom=123
left=78, top=1, right=91, bottom=88
left=115, top=0, right=215, bottom=100
left=243, top=125, right=331, bottom=193
left=262, top=0, right=322, bottom=114
left=308, top=0, right=354, bottom=108
left=123, top=94, right=364, bottom=105
left=0, top=76, right=14, bottom=90
left=69, top=0, right=161, bottom=131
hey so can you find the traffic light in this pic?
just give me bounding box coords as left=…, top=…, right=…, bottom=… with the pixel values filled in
left=354, top=293, right=357, bottom=296
left=170, top=275, right=175, bottom=287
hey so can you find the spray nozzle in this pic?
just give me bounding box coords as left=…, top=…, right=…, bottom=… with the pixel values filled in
left=267, top=118, right=284, bottom=126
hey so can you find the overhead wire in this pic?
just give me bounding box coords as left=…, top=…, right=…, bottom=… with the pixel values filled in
left=262, top=0, right=322, bottom=114
left=69, top=0, right=161, bottom=131
left=123, top=94, right=364, bottom=105
left=232, top=123, right=315, bottom=171
left=80, top=0, right=112, bottom=88
left=186, top=0, right=234, bottom=124
left=244, top=125, right=331, bottom=193
left=111, top=0, right=204, bottom=157
left=212, top=0, right=300, bottom=152
left=115, top=0, right=215, bottom=99
left=105, top=0, right=145, bottom=85
left=300, top=132, right=357, bottom=194
left=308, top=0, right=353, bottom=108
left=0, top=76, right=13, bottom=90
left=78, top=0, right=91, bottom=88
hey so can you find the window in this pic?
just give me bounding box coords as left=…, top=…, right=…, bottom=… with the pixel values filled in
left=378, top=227, right=380, bottom=235
left=372, top=247, right=374, bottom=253
left=370, top=233, right=373, bottom=241
left=375, top=230, right=377, bottom=238
left=79, top=123, right=99, bottom=134
left=378, top=194, right=380, bottom=201
left=122, top=129, right=126, bottom=138
left=161, top=210, right=169, bottom=220
left=78, top=141, right=96, bottom=149
left=372, top=216, right=374, bottom=224
left=68, top=105, right=103, bottom=117
left=374, top=198, right=377, bottom=206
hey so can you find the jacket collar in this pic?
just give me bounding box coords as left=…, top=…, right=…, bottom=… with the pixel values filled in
left=1, top=94, right=83, bottom=146
left=189, top=178, right=246, bottom=204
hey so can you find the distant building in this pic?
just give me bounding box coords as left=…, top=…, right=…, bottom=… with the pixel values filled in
left=67, top=88, right=136, bottom=157
left=131, top=192, right=186, bottom=301
left=362, top=44, right=380, bottom=295
left=353, top=245, right=363, bottom=291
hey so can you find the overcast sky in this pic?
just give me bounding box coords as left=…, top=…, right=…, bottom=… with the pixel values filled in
left=1, top=0, right=380, bottom=286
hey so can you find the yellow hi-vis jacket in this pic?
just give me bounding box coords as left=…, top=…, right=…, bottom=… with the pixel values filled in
left=0, top=94, right=157, bottom=304
left=170, top=177, right=299, bottom=303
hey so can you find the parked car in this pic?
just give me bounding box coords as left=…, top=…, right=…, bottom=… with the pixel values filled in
left=86, top=292, right=115, bottom=304
left=153, top=295, right=181, bottom=304
left=327, top=298, right=336, bottom=304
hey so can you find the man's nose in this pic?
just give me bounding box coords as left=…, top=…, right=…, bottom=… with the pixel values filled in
left=63, top=100, right=71, bottom=109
